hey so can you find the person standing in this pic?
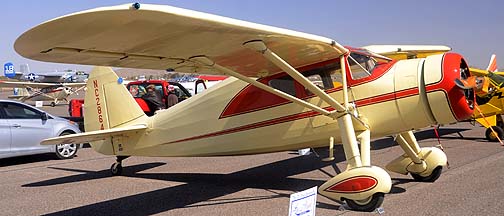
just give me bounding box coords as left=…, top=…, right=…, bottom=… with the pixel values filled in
left=142, top=84, right=163, bottom=116
left=167, top=85, right=179, bottom=108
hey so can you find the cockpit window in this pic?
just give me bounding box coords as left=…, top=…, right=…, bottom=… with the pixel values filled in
left=268, top=76, right=296, bottom=96
left=302, top=61, right=342, bottom=95
left=348, top=52, right=377, bottom=80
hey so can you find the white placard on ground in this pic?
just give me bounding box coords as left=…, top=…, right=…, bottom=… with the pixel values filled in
left=297, top=148, right=311, bottom=155
left=35, top=101, right=44, bottom=107
left=288, top=186, right=317, bottom=216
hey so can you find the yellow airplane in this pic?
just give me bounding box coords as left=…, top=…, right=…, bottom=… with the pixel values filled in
left=466, top=55, right=504, bottom=142
left=363, top=45, right=504, bottom=141
left=16, top=3, right=475, bottom=211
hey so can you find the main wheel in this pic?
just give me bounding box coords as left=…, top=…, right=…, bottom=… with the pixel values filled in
left=485, top=126, right=504, bottom=142
left=346, top=193, right=384, bottom=212
left=55, top=132, right=78, bottom=159
left=411, top=166, right=443, bottom=182
left=50, top=102, right=56, bottom=107
left=111, top=163, right=123, bottom=176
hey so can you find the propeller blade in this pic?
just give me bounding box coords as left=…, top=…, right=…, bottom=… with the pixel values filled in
left=454, top=78, right=474, bottom=90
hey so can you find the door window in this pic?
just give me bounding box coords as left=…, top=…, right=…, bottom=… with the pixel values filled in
left=268, top=76, right=296, bottom=96
left=1, top=103, right=41, bottom=119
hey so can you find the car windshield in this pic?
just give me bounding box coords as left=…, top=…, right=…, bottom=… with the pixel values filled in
left=128, top=83, right=163, bottom=98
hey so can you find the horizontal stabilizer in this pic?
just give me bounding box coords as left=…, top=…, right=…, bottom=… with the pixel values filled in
left=41, top=124, right=148, bottom=145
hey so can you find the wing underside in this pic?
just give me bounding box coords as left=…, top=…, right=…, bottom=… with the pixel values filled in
left=15, top=3, right=346, bottom=78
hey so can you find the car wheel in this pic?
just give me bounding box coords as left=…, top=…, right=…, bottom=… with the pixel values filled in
left=55, top=131, right=78, bottom=159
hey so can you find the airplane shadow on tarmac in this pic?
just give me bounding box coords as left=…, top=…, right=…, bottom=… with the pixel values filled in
left=0, top=153, right=65, bottom=167
left=25, top=148, right=347, bottom=216
left=22, top=127, right=469, bottom=215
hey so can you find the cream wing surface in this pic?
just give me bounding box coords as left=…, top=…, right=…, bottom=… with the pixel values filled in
left=15, top=3, right=347, bottom=77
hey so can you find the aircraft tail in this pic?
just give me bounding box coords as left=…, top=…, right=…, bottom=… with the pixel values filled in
left=19, top=64, right=30, bottom=74
left=487, top=54, right=497, bottom=72
left=84, top=67, right=146, bottom=132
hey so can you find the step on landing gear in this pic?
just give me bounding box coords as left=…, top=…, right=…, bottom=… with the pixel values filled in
left=111, top=156, right=129, bottom=176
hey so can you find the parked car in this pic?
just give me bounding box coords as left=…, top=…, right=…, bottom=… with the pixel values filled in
left=0, top=100, right=81, bottom=160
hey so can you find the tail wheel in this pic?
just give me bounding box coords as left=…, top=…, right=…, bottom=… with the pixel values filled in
left=411, top=166, right=443, bottom=182
left=485, top=126, right=504, bottom=142
left=346, top=193, right=384, bottom=212
left=111, top=162, right=123, bottom=176
left=55, top=131, right=78, bottom=159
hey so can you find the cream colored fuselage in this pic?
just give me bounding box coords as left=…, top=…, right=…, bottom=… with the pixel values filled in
left=92, top=55, right=466, bottom=157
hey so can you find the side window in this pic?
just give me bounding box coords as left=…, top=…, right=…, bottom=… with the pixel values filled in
left=302, top=61, right=342, bottom=96
left=330, top=70, right=343, bottom=88
left=2, top=103, right=41, bottom=119
left=268, top=76, right=296, bottom=96
left=349, top=53, right=376, bottom=80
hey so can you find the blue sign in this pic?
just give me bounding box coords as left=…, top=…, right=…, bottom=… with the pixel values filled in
left=4, top=62, right=15, bottom=78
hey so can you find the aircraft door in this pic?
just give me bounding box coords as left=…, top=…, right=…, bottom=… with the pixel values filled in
left=305, top=61, right=343, bottom=128
left=2, top=102, right=52, bottom=153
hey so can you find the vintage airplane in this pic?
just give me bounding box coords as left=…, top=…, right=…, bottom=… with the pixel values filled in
left=3, top=62, right=89, bottom=83
left=466, top=55, right=504, bottom=141
left=0, top=81, right=86, bottom=106
left=15, top=3, right=475, bottom=211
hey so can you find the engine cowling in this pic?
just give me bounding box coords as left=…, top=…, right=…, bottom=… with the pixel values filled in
left=392, top=53, right=473, bottom=129
left=423, top=53, right=474, bottom=124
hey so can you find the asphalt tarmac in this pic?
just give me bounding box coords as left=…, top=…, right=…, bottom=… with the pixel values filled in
left=1, top=90, right=504, bottom=215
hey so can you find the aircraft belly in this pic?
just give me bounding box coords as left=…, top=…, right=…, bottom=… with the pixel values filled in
left=132, top=118, right=342, bottom=157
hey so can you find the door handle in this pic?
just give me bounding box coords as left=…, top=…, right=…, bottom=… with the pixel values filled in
left=12, top=124, right=21, bottom=128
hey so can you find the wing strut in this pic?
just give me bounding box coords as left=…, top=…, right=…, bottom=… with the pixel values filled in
left=243, top=40, right=348, bottom=113
left=191, top=41, right=365, bottom=169
left=190, top=56, right=334, bottom=116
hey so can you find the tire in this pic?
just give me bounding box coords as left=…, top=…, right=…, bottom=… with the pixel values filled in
left=411, top=166, right=443, bottom=182
left=50, top=102, right=56, bottom=107
left=54, top=131, right=78, bottom=159
left=485, top=126, right=504, bottom=142
left=111, top=163, right=123, bottom=176
left=346, top=193, right=384, bottom=212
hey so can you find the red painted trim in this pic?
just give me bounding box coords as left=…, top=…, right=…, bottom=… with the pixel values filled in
left=166, top=54, right=473, bottom=144
left=220, top=57, right=396, bottom=119
left=166, top=86, right=425, bottom=145
left=324, top=176, right=378, bottom=193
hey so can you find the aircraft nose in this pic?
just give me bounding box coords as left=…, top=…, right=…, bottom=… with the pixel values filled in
left=440, top=53, right=474, bottom=121
left=419, top=53, right=474, bottom=125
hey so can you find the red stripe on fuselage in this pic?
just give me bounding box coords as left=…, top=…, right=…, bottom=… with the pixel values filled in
left=165, top=86, right=438, bottom=145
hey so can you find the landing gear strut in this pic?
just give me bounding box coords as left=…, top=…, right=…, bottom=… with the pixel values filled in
left=110, top=156, right=129, bottom=176
left=386, top=131, right=447, bottom=182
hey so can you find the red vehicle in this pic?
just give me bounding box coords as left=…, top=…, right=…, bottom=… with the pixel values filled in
left=69, top=80, right=192, bottom=119
left=126, top=80, right=192, bottom=113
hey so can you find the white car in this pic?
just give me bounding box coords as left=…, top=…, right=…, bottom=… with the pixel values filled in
left=0, top=100, right=81, bottom=159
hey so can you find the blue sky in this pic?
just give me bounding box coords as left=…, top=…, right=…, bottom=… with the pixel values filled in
left=1, top=0, right=503, bottom=72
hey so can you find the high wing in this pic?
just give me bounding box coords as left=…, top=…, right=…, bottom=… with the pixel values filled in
left=362, top=45, right=451, bottom=60
left=41, top=124, right=148, bottom=145
left=0, top=80, right=85, bottom=88
left=15, top=3, right=347, bottom=78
